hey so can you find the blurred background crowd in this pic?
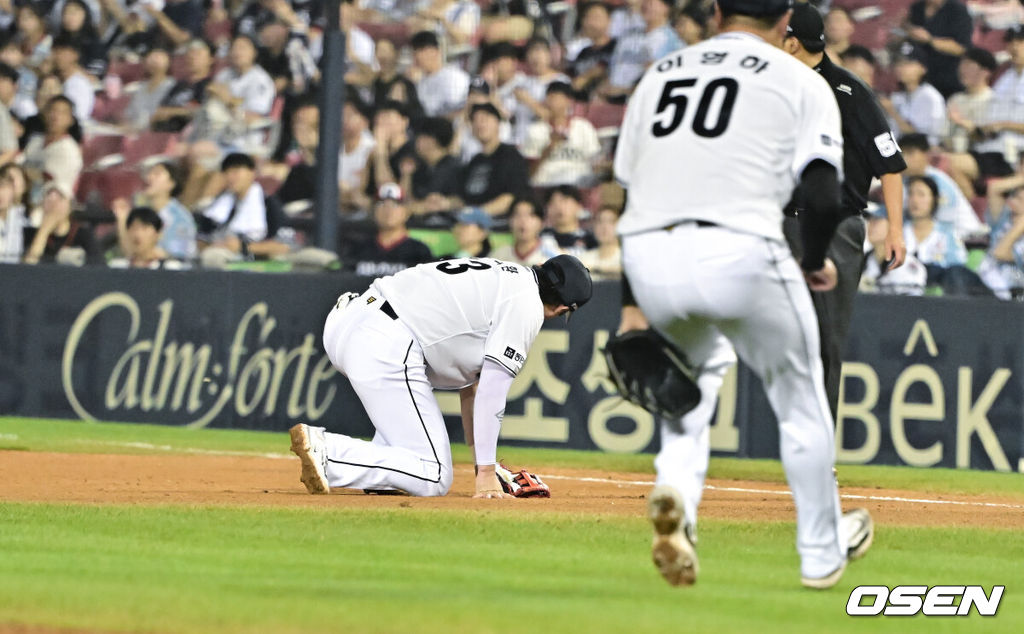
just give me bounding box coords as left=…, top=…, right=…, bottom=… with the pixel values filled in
left=0, top=0, right=1022, bottom=298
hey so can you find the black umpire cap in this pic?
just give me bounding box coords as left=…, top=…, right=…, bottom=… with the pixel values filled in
left=534, top=255, right=593, bottom=313
left=786, top=2, right=826, bottom=53
left=716, top=0, right=792, bottom=18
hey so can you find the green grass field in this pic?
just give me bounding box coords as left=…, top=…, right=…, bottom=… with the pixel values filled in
left=0, top=417, right=1021, bottom=633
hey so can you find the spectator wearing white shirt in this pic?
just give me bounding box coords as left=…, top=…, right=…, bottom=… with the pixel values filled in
left=579, top=206, right=622, bottom=280
left=0, top=64, right=21, bottom=167
left=411, top=30, right=470, bottom=119
left=339, top=98, right=376, bottom=213
left=882, top=42, right=946, bottom=147
left=123, top=46, right=176, bottom=131
left=511, top=37, right=570, bottom=145
left=50, top=34, right=93, bottom=122
left=491, top=196, right=556, bottom=266
left=208, top=34, right=276, bottom=143
left=604, top=0, right=683, bottom=99
left=609, top=0, right=644, bottom=39
left=0, top=172, right=25, bottom=263
left=900, top=133, right=983, bottom=238
left=521, top=81, right=601, bottom=187
left=199, top=152, right=270, bottom=255
left=861, top=213, right=928, bottom=295
left=0, top=40, right=39, bottom=120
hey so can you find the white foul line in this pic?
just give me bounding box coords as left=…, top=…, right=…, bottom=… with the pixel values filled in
left=70, top=441, right=1024, bottom=511
left=538, top=474, right=1024, bottom=511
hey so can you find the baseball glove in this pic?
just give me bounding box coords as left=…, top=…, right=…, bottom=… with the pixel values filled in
left=496, top=463, right=551, bottom=498
left=603, top=328, right=702, bottom=419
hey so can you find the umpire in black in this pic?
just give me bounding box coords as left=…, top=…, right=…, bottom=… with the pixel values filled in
left=781, top=2, right=908, bottom=419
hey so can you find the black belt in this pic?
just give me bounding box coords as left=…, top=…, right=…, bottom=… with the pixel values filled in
left=664, top=219, right=718, bottom=231
left=380, top=300, right=398, bottom=320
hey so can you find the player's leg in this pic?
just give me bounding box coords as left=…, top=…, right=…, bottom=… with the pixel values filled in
left=716, top=237, right=845, bottom=585
left=320, top=298, right=453, bottom=497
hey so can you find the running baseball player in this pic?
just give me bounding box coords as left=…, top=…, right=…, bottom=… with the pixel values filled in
left=290, top=255, right=592, bottom=498
left=613, top=0, right=872, bottom=589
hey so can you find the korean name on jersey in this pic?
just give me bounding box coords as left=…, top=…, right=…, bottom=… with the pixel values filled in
left=372, top=259, right=544, bottom=390
left=614, top=33, right=844, bottom=242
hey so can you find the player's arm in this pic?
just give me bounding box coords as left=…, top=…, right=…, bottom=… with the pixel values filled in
left=880, top=172, right=906, bottom=269
left=470, top=359, right=516, bottom=499
left=459, top=381, right=478, bottom=455
left=798, top=159, right=843, bottom=290
left=618, top=270, right=650, bottom=333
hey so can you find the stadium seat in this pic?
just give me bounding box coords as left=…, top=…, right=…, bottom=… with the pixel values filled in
left=170, top=54, right=190, bottom=81
left=257, top=175, right=283, bottom=197
left=204, top=18, right=233, bottom=48
left=974, top=25, right=1007, bottom=54
left=122, top=131, right=179, bottom=167
left=91, top=93, right=132, bottom=123
left=98, top=167, right=144, bottom=208
left=107, top=60, right=145, bottom=84
left=584, top=100, right=626, bottom=130
left=357, top=22, right=411, bottom=49
left=80, top=135, right=124, bottom=169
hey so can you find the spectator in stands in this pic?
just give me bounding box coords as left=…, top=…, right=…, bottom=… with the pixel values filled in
left=461, top=103, right=529, bottom=216
left=333, top=0, right=376, bottom=86
left=100, top=0, right=168, bottom=57
left=404, top=116, right=461, bottom=219
left=108, top=206, right=182, bottom=268
left=366, top=39, right=422, bottom=119
left=900, top=133, right=984, bottom=238
left=410, top=30, right=470, bottom=119
left=146, top=0, right=204, bottom=48
left=570, top=2, right=617, bottom=100
left=512, top=37, right=571, bottom=144
left=363, top=99, right=418, bottom=210
left=0, top=172, right=25, bottom=263
left=579, top=205, right=621, bottom=279
left=58, top=0, right=106, bottom=77
left=0, top=64, right=20, bottom=167
left=16, top=4, right=52, bottom=72
left=540, top=184, right=596, bottom=255
left=484, top=41, right=525, bottom=126
left=522, top=80, right=601, bottom=188
left=946, top=47, right=1008, bottom=197
left=609, top=0, right=644, bottom=40
left=951, top=27, right=1024, bottom=198
left=0, top=163, right=29, bottom=211
left=206, top=34, right=277, bottom=148
left=339, top=97, right=375, bottom=213
left=130, top=160, right=195, bottom=260
left=22, top=95, right=81, bottom=211
left=978, top=174, right=1024, bottom=297
left=823, top=6, right=854, bottom=61
left=604, top=0, right=682, bottom=100
left=904, top=0, right=974, bottom=98
left=410, top=0, right=481, bottom=48
left=446, top=207, right=493, bottom=258
left=945, top=47, right=998, bottom=154
left=882, top=42, right=946, bottom=147
left=861, top=212, right=928, bottom=295
left=905, top=174, right=986, bottom=294
left=270, top=98, right=319, bottom=206
left=479, top=0, right=535, bottom=43
left=151, top=38, right=213, bottom=133
left=341, top=182, right=433, bottom=276
left=491, top=195, right=552, bottom=265
left=0, top=39, right=39, bottom=120
left=50, top=35, right=93, bottom=122
left=123, top=46, right=176, bottom=131
left=840, top=44, right=877, bottom=87
left=197, top=152, right=270, bottom=256
left=674, top=3, right=709, bottom=46
left=22, top=187, right=96, bottom=264
left=454, top=76, right=512, bottom=162
left=19, top=74, right=64, bottom=147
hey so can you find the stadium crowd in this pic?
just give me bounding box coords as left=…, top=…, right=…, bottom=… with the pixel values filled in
left=0, top=0, right=1021, bottom=297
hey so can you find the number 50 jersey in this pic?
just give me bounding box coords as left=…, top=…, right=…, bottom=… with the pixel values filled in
left=372, top=258, right=544, bottom=389
left=614, top=32, right=844, bottom=242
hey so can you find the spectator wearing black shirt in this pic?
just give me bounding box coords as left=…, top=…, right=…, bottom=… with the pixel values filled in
left=362, top=99, right=419, bottom=210
left=461, top=103, right=529, bottom=216
left=540, top=184, right=597, bottom=255
left=404, top=116, right=461, bottom=220
left=904, top=0, right=974, bottom=98
left=151, top=38, right=213, bottom=133
left=571, top=2, right=617, bottom=100
left=57, top=0, right=107, bottom=77
left=272, top=99, right=319, bottom=206
left=369, top=39, right=423, bottom=119
left=342, top=182, right=434, bottom=276
left=673, top=3, right=709, bottom=46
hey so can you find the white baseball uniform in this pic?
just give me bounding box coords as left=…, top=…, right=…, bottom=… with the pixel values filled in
left=320, top=258, right=543, bottom=496
left=614, top=32, right=847, bottom=579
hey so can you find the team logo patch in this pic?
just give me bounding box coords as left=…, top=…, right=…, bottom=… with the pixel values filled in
left=366, top=296, right=376, bottom=304
left=820, top=134, right=833, bottom=146
left=504, top=346, right=516, bottom=359
left=501, top=265, right=519, bottom=274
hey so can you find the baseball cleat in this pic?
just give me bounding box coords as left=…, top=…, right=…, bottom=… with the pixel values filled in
left=289, top=424, right=330, bottom=494
left=648, top=485, right=698, bottom=586
left=801, top=560, right=847, bottom=590
left=841, top=508, right=874, bottom=561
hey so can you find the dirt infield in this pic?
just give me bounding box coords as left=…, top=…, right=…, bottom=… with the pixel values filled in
left=2, top=451, right=1022, bottom=530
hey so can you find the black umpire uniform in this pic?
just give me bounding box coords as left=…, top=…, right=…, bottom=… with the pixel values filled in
left=783, top=3, right=908, bottom=419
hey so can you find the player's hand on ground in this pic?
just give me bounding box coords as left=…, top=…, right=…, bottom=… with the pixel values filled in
left=804, top=258, right=837, bottom=291
left=473, top=465, right=514, bottom=499
left=617, top=305, right=650, bottom=334
left=884, top=231, right=907, bottom=269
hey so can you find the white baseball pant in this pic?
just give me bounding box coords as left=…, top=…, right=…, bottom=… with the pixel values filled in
left=320, top=291, right=454, bottom=497
left=623, top=223, right=845, bottom=579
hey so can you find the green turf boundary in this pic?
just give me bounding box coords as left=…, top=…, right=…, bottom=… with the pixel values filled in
left=1, top=417, right=1022, bottom=499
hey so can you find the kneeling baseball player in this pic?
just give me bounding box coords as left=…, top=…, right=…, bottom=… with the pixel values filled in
left=290, top=254, right=592, bottom=498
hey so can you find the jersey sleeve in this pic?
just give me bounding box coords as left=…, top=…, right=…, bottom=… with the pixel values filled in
left=613, top=84, right=645, bottom=188
left=483, top=292, right=543, bottom=376
left=850, top=86, right=908, bottom=177
left=791, top=74, right=844, bottom=180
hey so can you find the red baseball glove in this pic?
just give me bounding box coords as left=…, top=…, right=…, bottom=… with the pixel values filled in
left=496, top=463, right=551, bottom=498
